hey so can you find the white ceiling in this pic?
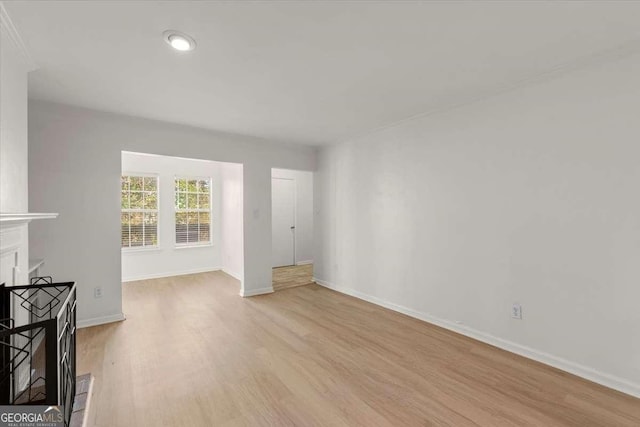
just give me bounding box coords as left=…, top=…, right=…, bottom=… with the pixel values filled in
left=6, top=1, right=640, bottom=145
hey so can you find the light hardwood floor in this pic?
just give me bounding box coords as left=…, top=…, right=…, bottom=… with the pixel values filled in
left=272, top=264, right=314, bottom=291
left=78, top=272, right=640, bottom=426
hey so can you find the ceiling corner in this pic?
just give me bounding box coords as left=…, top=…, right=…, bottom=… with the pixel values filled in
left=0, top=2, right=37, bottom=71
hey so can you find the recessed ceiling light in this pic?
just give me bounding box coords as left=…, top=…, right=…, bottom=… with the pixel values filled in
left=163, top=30, right=196, bottom=52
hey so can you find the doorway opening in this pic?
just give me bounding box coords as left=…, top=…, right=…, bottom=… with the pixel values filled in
left=120, top=151, right=244, bottom=292
left=271, top=168, right=314, bottom=291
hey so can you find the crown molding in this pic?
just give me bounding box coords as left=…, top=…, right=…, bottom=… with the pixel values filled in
left=340, top=37, right=640, bottom=145
left=0, top=1, right=37, bottom=71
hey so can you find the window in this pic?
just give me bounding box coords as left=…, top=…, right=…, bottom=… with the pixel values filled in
left=121, top=175, right=159, bottom=248
left=175, top=177, right=211, bottom=246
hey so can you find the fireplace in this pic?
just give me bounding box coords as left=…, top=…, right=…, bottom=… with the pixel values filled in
left=0, top=277, right=77, bottom=426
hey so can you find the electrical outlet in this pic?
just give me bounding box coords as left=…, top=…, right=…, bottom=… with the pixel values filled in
left=512, top=303, right=522, bottom=319
left=94, top=287, right=103, bottom=298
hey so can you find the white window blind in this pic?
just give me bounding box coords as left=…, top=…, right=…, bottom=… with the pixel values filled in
left=175, top=177, right=211, bottom=246
left=121, top=175, right=159, bottom=248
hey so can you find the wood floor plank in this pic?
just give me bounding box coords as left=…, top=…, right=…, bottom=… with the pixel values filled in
left=272, top=264, right=314, bottom=291
left=77, top=271, right=640, bottom=426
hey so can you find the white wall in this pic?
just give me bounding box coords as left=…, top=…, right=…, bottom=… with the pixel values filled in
left=1, top=8, right=33, bottom=388
left=0, top=6, right=30, bottom=213
left=1, top=5, right=31, bottom=299
left=221, top=162, right=244, bottom=281
left=29, top=101, right=315, bottom=325
left=272, top=168, right=313, bottom=265
left=121, top=152, right=223, bottom=282
left=314, top=51, right=640, bottom=397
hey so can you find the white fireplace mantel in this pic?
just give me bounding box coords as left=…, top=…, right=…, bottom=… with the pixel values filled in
left=1, top=212, right=58, bottom=288
left=0, top=212, right=59, bottom=228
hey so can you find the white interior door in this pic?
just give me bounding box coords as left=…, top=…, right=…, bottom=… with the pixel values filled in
left=272, top=178, right=295, bottom=267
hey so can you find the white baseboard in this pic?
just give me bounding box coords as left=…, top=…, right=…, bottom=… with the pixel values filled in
left=221, top=268, right=243, bottom=282
left=313, top=277, right=640, bottom=399
left=77, top=312, right=126, bottom=329
left=240, top=286, right=274, bottom=297
left=296, top=260, right=313, bottom=266
left=122, top=267, right=221, bottom=282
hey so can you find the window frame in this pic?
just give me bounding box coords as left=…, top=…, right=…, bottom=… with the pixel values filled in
left=174, top=175, right=213, bottom=248
left=121, top=172, right=160, bottom=251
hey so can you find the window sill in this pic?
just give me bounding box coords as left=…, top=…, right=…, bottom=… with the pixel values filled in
left=175, top=243, right=213, bottom=250
left=122, top=246, right=162, bottom=254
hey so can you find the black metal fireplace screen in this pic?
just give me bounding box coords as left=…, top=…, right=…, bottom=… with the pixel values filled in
left=0, top=278, right=76, bottom=426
